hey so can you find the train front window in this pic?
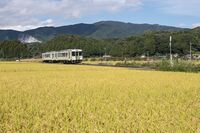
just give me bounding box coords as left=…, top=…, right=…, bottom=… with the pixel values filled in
left=79, top=52, right=82, bottom=56
left=72, top=52, right=75, bottom=56
left=76, top=52, right=79, bottom=56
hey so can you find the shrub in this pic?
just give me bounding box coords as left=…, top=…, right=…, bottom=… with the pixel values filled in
left=156, top=60, right=200, bottom=73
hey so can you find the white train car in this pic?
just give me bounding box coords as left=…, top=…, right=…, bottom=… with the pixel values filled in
left=42, top=49, right=83, bottom=63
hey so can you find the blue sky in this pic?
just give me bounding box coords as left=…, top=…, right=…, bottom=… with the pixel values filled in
left=0, top=0, right=200, bottom=31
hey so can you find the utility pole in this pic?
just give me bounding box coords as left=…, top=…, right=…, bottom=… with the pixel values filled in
left=104, top=47, right=107, bottom=61
left=169, top=36, right=173, bottom=66
left=190, top=42, right=192, bottom=61
left=147, top=51, right=149, bottom=63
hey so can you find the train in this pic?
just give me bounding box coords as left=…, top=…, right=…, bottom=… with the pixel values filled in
left=42, top=49, right=83, bottom=63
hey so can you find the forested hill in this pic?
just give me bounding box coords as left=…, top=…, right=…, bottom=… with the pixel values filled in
left=0, top=27, right=199, bottom=59
left=89, top=21, right=184, bottom=39
left=0, top=21, right=184, bottom=42
left=41, top=28, right=200, bottom=57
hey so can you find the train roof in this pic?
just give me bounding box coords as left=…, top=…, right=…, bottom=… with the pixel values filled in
left=42, top=49, right=82, bottom=54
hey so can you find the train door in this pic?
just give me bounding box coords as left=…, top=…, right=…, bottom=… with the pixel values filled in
left=52, top=53, right=54, bottom=60
left=76, top=51, right=78, bottom=60
left=52, top=53, right=56, bottom=61
left=69, top=51, right=71, bottom=61
left=72, top=51, right=75, bottom=60
left=55, top=53, right=57, bottom=60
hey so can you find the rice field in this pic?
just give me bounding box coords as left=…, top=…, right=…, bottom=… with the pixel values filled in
left=0, top=62, right=200, bottom=132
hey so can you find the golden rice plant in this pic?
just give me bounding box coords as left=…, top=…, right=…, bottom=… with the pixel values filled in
left=0, top=62, right=199, bottom=132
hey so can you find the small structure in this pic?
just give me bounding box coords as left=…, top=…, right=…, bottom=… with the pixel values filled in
left=103, top=55, right=111, bottom=58
left=140, top=55, right=146, bottom=59
left=192, top=53, right=200, bottom=60
left=103, top=55, right=111, bottom=61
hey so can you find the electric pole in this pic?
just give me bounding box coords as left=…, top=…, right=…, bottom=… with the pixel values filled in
left=147, top=51, right=149, bottom=63
left=190, top=42, right=192, bottom=61
left=104, top=47, right=107, bottom=61
left=169, top=36, right=173, bottom=66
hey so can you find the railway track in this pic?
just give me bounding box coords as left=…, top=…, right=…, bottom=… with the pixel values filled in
left=21, top=59, right=155, bottom=71
left=80, top=63, right=155, bottom=71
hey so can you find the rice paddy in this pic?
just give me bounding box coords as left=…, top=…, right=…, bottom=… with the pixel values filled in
left=0, top=62, right=200, bottom=132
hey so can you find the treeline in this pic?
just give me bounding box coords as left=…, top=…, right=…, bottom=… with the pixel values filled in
left=109, top=30, right=200, bottom=57
left=0, top=28, right=200, bottom=59
left=41, top=28, right=200, bottom=57
left=41, top=35, right=107, bottom=57
left=0, top=40, right=29, bottom=59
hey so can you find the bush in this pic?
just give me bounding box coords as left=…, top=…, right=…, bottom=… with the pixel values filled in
left=156, top=60, right=200, bottom=73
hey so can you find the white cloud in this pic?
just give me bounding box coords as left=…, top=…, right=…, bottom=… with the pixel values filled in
left=0, top=0, right=142, bottom=31
left=151, top=0, right=200, bottom=16
left=1, top=0, right=199, bottom=31
left=0, top=18, right=55, bottom=31
left=177, top=23, right=187, bottom=28
left=192, top=23, right=200, bottom=29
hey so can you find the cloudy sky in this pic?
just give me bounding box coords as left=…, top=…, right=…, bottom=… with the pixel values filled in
left=0, top=0, right=200, bottom=31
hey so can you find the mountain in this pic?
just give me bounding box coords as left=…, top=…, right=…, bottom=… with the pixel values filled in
left=0, top=21, right=186, bottom=42
left=90, top=21, right=186, bottom=39
left=0, top=30, right=20, bottom=40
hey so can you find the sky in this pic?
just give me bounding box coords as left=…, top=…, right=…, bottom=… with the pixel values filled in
left=0, top=0, right=200, bottom=31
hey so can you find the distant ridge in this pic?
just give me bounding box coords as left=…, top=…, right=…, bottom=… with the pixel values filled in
left=0, top=21, right=186, bottom=43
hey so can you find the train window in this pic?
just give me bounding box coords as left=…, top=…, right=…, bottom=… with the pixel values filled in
left=58, top=53, right=62, bottom=57
left=76, top=52, right=79, bottom=56
left=79, top=52, right=82, bottom=56
left=58, top=53, right=67, bottom=57
left=62, top=53, right=66, bottom=57
left=72, top=52, right=75, bottom=56
left=45, top=54, right=50, bottom=58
